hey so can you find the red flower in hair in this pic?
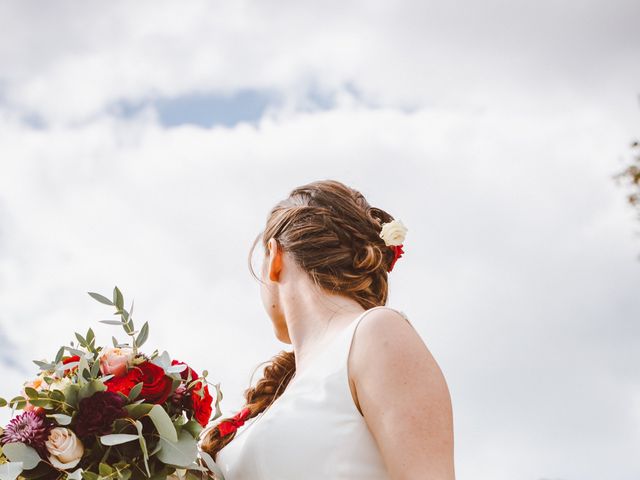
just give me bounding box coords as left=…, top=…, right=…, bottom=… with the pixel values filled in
left=388, top=244, right=404, bottom=272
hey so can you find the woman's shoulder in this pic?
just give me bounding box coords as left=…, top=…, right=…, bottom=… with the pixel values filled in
left=348, top=306, right=443, bottom=391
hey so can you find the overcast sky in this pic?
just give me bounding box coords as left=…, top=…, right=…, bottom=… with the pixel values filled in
left=1, top=1, right=639, bottom=479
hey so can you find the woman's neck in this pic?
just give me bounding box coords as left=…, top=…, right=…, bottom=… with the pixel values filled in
left=280, top=284, right=365, bottom=374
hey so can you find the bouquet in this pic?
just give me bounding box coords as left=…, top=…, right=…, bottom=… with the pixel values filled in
left=0, top=287, right=225, bottom=480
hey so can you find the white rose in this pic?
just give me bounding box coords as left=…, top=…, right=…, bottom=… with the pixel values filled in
left=379, top=219, right=408, bottom=246
left=45, top=427, right=84, bottom=470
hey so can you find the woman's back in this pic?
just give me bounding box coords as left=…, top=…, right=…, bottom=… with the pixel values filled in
left=215, top=305, right=412, bottom=479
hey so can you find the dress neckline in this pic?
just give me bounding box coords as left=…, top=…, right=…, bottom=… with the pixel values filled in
left=286, top=306, right=389, bottom=388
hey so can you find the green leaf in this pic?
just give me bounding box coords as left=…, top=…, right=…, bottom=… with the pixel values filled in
left=135, top=322, right=149, bottom=349
left=0, top=397, right=7, bottom=407
left=90, top=359, right=101, bottom=378
left=86, top=328, right=95, bottom=347
left=181, top=420, right=203, bottom=439
left=99, top=434, right=140, bottom=446
left=0, top=461, right=24, bottom=480
left=32, top=360, right=54, bottom=370
left=88, top=291, right=114, bottom=305
left=99, top=463, right=114, bottom=476
left=9, top=396, right=26, bottom=410
left=134, top=420, right=150, bottom=477
left=28, top=398, right=54, bottom=408
left=67, top=467, right=84, bottom=480
left=113, top=286, right=124, bottom=310
left=148, top=404, right=178, bottom=442
left=63, top=384, right=80, bottom=409
left=212, top=383, right=223, bottom=420
left=23, top=387, right=39, bottom=400
left=47, top=413, right=72, bottom=425
left=127, top=382, right=144, bottom=402
left=155, top=430, right=198, bottom=468
left=74, top=332, right=87, bottom=348
left=101, top=320, right=125, bottom=325
left=124, top=402, right=154, bottom=419
left=49, top=389, right=65, bottom=402
left=2, top=443, right=41, bottom=470
left=54, top=346, right=65, bottom=364
left=81, top=471, right=100, bottom=480
left=78, top=379, right=107, bottom=401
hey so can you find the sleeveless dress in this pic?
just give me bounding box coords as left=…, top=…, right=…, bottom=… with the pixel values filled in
left=214, top=305, right=412, bottom=480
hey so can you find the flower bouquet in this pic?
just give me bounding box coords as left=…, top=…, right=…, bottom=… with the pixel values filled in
left=0, top=287, right=225, bottom=480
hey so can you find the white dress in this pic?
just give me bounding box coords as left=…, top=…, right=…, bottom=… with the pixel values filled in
left=214, top=305, right=412, bottom=480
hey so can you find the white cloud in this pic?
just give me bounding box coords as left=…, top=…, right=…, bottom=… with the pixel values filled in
left=0, top=1, right=639, bottom=479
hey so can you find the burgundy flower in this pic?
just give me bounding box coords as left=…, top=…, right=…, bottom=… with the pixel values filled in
left=0, top=410, right=51, bottom=454
left=74, top=391, right=126, bottom=439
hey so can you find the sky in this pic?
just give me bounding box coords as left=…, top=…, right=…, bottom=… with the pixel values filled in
left=0, top=1, right=639, bottom=479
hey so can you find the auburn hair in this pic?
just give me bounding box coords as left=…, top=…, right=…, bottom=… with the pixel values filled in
left=200, top=179, right=397, bottom=459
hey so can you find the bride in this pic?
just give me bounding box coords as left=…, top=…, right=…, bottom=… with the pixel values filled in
left=200, top=179, right=455, bottom=479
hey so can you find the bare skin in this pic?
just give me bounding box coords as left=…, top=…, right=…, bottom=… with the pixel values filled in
left=260, top=238, right=455, bottom=480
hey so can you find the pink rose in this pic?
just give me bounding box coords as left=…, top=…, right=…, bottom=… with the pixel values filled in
left=99, top=347, right=134, bottom=377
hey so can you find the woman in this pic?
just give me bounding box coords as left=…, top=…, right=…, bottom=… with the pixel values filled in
left=201, top=179, right=455, bottom=479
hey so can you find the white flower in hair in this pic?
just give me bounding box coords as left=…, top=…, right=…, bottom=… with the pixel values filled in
left=379, top=219, right=407, bottom=246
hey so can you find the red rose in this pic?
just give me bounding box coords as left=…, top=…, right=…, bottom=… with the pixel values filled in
left=105, top=361, right=173, bottom=405
left=171, top=360, right=214, bottom=427
left=62, top=355, right=81, bottom=375
left=137, top=361, right=173, bottom=404
left=104, top=368, right=142, bottom=397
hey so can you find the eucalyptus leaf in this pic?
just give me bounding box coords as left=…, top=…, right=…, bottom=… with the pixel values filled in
left=88, top=291, right=114, bottom=305
left=9, top=396, right=26, bottom=410
left=66, top=468, right=84, bottom=480
left=0, top=461, right=24, bottom=480
left=47, top=413, right=72, bottom=426
left=134, top=420, right=150, bottom=477
left=86, top=328, right=95, bottom=347
left=2, top=443, right=41, bottom=470
left=74, top=333, right=86, bottom=347
left=33, top=360, right=54, bottom=370
left=28, top=398, right=54, bottom=408
left=90, top=359, right=101, bottom=378
left=148, top=404, right=178, bottom=442
left=135, top=322, right=149, bottom=348
left=199, top=450, right=226, bottom=480
left=181, top=420, right=203, bottom=439
left=155, top=430, right=198, bottom=467
left=81, top=470, right=99, bottom=480
left=101, top=320, right=125, bottom=325
left=23, top=387, right=39, bottom=400
left=123, top=382, right=141, bottom=402
left=124, top=402, right=153, bottom=419
left=63, top=384, right=80, bottom=409
left=0, top=397, right=7, bottom=408
left=78, top=379, right=107, bottom=401
left=99, top=434, right=140, bottom=446
left=212, top=383, right=223, bottom=420
left=54, top=346, right=65, bottom=364
left=113, top=286, right=124, bottom=310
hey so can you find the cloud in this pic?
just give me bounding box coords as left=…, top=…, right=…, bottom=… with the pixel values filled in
left=0, top=1, right=639, bottom=478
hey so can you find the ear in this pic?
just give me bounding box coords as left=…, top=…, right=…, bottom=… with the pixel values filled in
left=266, top=237, right=283, bottom=282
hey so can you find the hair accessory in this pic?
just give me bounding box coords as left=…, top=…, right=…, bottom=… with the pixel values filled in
left=217, top=407, right=252, bottom=437
left=379, top=219, right=407, bottom=272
